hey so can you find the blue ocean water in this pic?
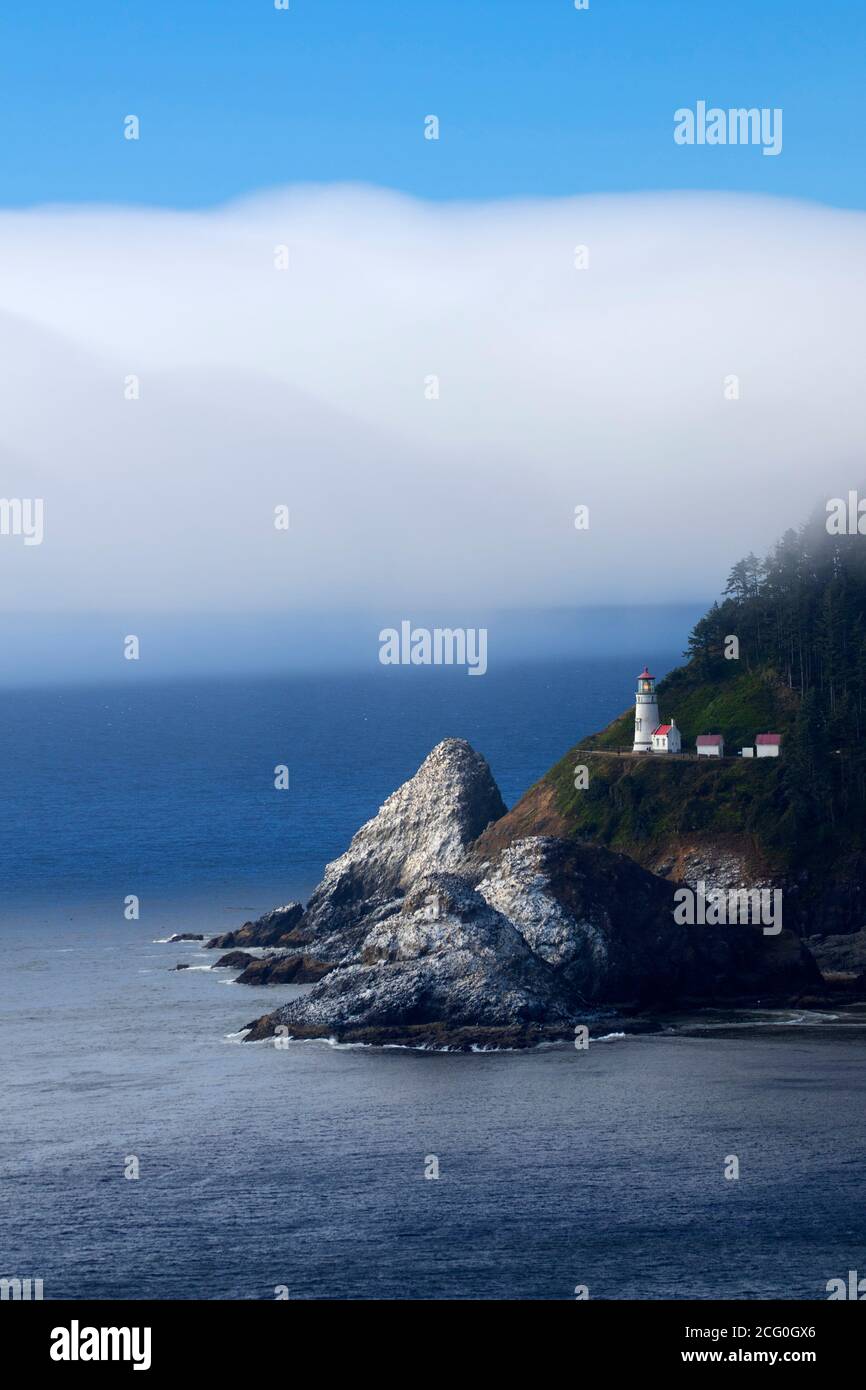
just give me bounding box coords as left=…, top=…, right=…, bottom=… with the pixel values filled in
left=1, top=914, right=865, bottom=1302
left=0, top=654, right=670, bottom=908
left=1, top=653, right=865, bottom=1301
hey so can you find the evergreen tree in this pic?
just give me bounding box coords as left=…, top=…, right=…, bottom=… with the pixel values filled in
left=684, top=502, right=866, bottom=828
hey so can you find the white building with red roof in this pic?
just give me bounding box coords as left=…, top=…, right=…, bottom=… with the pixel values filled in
left=756, top=733, right=781, bottom=758
left=651, top=720, right=681, bottom=753
left=696, top=734, right=725, bottom=757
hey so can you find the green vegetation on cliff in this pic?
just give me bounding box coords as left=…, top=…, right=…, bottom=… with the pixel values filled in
left=580, top=664, right=790, bottom=755
left=548, top=749, right=789, bottom=865
left=544, top=504, right=866, bottom=880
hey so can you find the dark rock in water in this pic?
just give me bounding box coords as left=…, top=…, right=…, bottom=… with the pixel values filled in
left=807, top=928, right=866, bottom=975
left=213, top=950, right=256, bottom=969
left=206, top=903, right=306, bottom=950
left=791, top=971, right=866, bottom=1004
left=241, top=742, right=821, bottom=1047
left=167, top=933, right=204, bottom=943
left=234, top=954, right=335, bottom=986
left=172, top=962, right=192, bottom=971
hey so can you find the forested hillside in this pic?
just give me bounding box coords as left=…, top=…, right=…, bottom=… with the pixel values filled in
left=577, top=505, right=866, bottom=846
left=475, top=503, right=866, bottom=936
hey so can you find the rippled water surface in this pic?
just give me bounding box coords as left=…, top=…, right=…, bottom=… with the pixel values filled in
left=2, top=913, right=865, bottom=1300
left=2, top=658, right=864, bottom=1299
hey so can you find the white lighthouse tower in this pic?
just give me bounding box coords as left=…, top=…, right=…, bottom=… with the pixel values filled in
left=633, top=665, right=660, bottom=753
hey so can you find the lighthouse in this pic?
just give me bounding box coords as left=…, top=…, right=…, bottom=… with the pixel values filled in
left=633, top=666, right=660, bottom=753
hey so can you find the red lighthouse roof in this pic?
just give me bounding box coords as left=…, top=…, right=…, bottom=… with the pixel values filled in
left=638, top=666, right=655, bottom=680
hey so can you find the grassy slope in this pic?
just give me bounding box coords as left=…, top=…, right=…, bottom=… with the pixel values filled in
left=580, top=662, right=792, bottom=752
left=468, top=655, right=866, bottom=933
left=543, top=662, right=800, bottom=873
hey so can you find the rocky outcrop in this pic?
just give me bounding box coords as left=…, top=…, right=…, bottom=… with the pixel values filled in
left=167, top=933, right=204, bottom=943
left=474, top=835, right=679, bottom=1000
left=245, top=871, right=573, bottom=1043
left=296, top=739, right=507, bottom=963
left=234, top=954, right=335, bottom=986
left=806, top=928, right=866, bottom=975
left=214, top=950, right=256, bottom=969
left=474, top=836, right=816, bottom=1003
left=206, top=903, right=306, bottom=950
left=211, top=946, right=333, bottom=984
left=241, top=742, right=820, bottom=1048
left=785, top=861, right=866, bottom=939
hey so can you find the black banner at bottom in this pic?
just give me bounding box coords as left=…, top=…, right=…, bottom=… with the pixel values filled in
left=2, top=1298, right=860, bottom=1375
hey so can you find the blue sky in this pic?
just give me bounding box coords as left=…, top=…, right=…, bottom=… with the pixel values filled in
left=1, top=0, right=863, bottom=209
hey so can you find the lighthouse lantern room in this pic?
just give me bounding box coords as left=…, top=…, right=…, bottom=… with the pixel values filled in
left=633, top=666, right=660, bottom=753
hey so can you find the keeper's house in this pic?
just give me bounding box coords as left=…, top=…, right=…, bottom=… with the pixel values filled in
left=696, top=734, right=725, bottom=757
left=756, top=733, right=781, bottom=758
left=651, top=721, right=682, bottom=753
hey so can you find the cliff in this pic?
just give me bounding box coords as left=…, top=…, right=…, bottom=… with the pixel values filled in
left=241, top=739, right=819, bottom=1048
left=473, top=666, right=864, bottom=941
left=206, top=507, right=866, bottom=1045
left=475, top=502, right=866, bottom=942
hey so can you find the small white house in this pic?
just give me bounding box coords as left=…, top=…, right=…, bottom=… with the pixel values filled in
left=756, top=733, right=781, bottom=758
left=651, top=720, right=682, bottom=753
left=741, top=746, right=755, bottom=758
left=696, top=734, right=725, bottom=757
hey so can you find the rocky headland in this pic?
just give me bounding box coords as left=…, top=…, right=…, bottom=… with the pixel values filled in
left=176, top=510, right=866, bottom=1048
left=217, top=738, right=823, bottom=1049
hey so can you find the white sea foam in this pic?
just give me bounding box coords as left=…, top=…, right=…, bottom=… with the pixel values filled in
left=686, top=1009, right=842, bottom=1031
left=153, top=936, right=208, bottom=945
left=770, top=1010, right=839, bottom=1026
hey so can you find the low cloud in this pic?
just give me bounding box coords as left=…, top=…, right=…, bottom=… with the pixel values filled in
left=1, top=185, right=864, bottom=616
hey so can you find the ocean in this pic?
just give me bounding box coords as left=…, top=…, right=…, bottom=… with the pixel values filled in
left=2, top=653, right=865, bottom=1300
left=0, top=653, right=670, bottom=907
